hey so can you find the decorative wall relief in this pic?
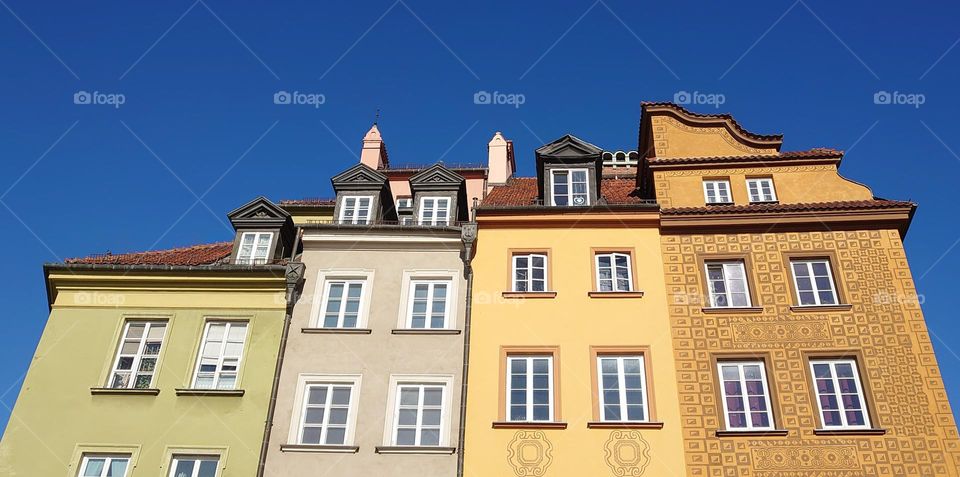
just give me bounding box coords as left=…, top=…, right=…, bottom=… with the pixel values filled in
left=506, top=430, right=553, bottom=476
left=602, top=430, right=651, bottom=476
left=752, top=444, right=860, bottom=473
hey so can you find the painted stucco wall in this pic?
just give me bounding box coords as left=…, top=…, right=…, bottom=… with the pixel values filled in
left=650, top=115, right=779, bottom=158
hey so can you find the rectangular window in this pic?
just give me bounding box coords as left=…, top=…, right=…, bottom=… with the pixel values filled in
left=746, top=178, right=777, bottom=203
left=391, top=384, right=446, bottom=446
left=595, top=252, right=633, bottom=292
left=551, top=169, right=589, bottom=206
left=705, top=261, right=751, bottom=307
left=320, top=280, right=365, bottom=328
left=298, top=383, right=355, bottom=445
left=717, top=361, right=774, bottom=430
left=791, top=259, right=839, bottom=306
left=406, top=280, right=450, bottom=329
left=108, top=321, right=166, bottom=389
left=703, top=180, right=732, bottom=204
left=513, top=253, right=547, bottom=292
left=339, top=196, right=373, bottom=224
left=396, top=197, right=413, bottom=209
left=168, top=455, right=218, bottom=477
left=597, top=356, right=648, bottom=422
left=192, top=321, right=247, bottom=390
left=418, top=197, right=451, bottom=226
left=79, top=454, right=130, bottom=477
left=236, top=232, right=272, bottom=265
left=506, top=356, right=554, bottom=422
left=810, top=359, right=870, bottom=429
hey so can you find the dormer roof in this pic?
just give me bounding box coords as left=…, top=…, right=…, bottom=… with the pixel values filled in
left=408, top=163, right=466, bottom=191
left=331, top=163, right=389, bottom=192
left=227, top=196, right=292, bottom=229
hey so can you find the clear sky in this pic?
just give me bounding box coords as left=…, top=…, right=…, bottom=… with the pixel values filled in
left=2, top=0, right=959, bottom=433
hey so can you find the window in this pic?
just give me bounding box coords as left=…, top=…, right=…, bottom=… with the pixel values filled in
left=703, top=180, right=732, bottom=204
left=506, top=356, right=554, bottom=421
left=339, top=196, right=373, bottom=224
left=79, top=455, right=129, bottom=477
left=705, top=261, right=751, bottom=307
left=512, top=253, right=547, bottom=292
left=717, top=361, right=774, bottom=430
left=595, top=252, right=633, bottom=292
left=597, top=356, right=648, bottom=422
left=320, top=280, right=365, bottom=328
left=297, top=383, right=355, bottom=445
left=108, top=321, right=166, bottom=389
left=168, top=456, right=218, bottom=477
left=791, top=259, right=839, bottom=306
left=418, top=197, right=451, bottom=225
left=391, top=384, right=446, bottom=446
left=746, top=178, right=777, bottom=203
left=406, top=280, right=450, bottom=329
left=236, top=232, right=272, bottom=265
left=396, top=197, right=413, bottom=209
left=810, top=359, right=870, bottom=429
left=192, top=321, right=247, bottom=390
left=551, top=169, right=589, bottom=206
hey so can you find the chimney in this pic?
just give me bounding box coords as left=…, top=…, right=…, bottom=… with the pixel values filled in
left=487, top=131, right=514, bottom=187
left=360, top=124, right=388, bottom=169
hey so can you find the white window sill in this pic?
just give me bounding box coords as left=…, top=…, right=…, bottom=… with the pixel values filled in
left=700, top=306, right=764, bottom=314
left=174, top=388, right=244, bottom=397
left=280, top=444, right=359, bottom=453
left=789, top=304, right=852, bottom=312
left=301, top=327, right=373, bottom=334
left=587, top=291, right=644, bottom=298
left=501, top=291, right=557, bottom=299
left=714, top=429, right=788, bottom=437
left=391, top=329, right=461, bottom=335
left=491, top=421, right=567, bottom=429
left=375, top=446, right=457, bottom=455
left=586, top=421, right=663, bottom=429
left=90, top=387, right=160, bottom=396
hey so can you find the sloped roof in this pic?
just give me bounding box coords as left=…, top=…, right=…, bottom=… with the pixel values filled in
left=648, top=148, right=843, bottom=166
left=661, top=199, right=915, bottom=215
left=65, top=242, right=233, bottom=266
left=482, top=177, right=645, bottom=207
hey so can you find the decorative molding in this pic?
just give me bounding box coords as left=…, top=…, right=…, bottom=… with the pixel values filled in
left=659, top=164, right=834, bottom=177
left=602, top=429, right=652, bottom=476
left=731, top=319, right=831, bottom=344
left=506, top=430, right=554, bottom=476
left=751, top=444, right=860, bottom=472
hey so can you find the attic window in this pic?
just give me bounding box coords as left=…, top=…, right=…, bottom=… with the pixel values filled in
left=339, top=196, right=374, bottom=224
left=237, top=232, right=273, bottom=264
left=551, top=169, right=589, bottom=206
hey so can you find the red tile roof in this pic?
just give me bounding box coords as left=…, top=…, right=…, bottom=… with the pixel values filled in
left=279, top=198, right=336, bottom=206
left=648, top=148, right=842, bottom=165
left=661, top=200, right=914, bottom=216
left=65, top=242, right=233, bottom=266
left=641, top=101, right=783, bottom=141
left=482, top=177, right=645, bottom=207
left=601, top=166, right=638, bottom=178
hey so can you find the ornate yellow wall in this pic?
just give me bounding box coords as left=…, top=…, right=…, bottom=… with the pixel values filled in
left=649, top=115, right=779, bottom=158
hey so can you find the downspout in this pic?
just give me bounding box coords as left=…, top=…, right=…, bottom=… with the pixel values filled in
left=257, top=227, right=305, bottom=477
left=456, top=205, right=478, bottom=477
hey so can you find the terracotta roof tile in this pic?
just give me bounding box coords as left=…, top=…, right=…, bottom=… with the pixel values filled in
left=66, top=242, right=233, bottom=266
left=662, top=200, right=914, bottom=216
left=482, top=177, right=644, bottom=207
left=641, top=101, right=783, bottom=141
left=648, top=148, right=842, bottom=165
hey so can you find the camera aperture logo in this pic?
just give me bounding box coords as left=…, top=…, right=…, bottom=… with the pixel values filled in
left=473, top=90, right=525, bottom=109
left=274, top=90, right=326, bottom=108
left=73, top=90, right=125, bottom=109
left=874, top=90, right=925, bottom=108
left=673, top=90, right=725, bottom=108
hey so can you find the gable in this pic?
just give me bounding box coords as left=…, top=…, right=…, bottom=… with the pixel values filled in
left=331, top=163, right=389, bottom=192
left=536, top=134, right=603, bottom=160
left=227, top=196, right=291, bottom=229
left=409, top=163, right=465, bottom=191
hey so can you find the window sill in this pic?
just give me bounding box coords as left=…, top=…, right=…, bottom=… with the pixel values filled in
left=301, top=328, right=373, bottom=334
left=789, top=304, right=853, bottom=312
left=715, top=429, right=789, bottom=437
left=587, top=421, right=663, bottom=429
left=391, top=329, right=461, bottom=335
left=587, top=291, right=644, bottom=298
left=749, top=200, right=779, bottom=205
left=501, top=292, right=558, bottom=299
left=375, top=446, right=457, bottom=455
left=814, top=428, right=886, bottom=436
left=705, top=201, right=735, bottom=206
left=492, top=421, right=567, bottom=429
left=174, top=388, right=244, bottom=397
left=701, top=307, right=764, bottom=314
left=280, top=444, right=359, bottom=454
left=90, top=387, right=160, bottom=396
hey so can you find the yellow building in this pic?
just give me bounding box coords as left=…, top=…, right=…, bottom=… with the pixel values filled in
left=463, top=135, right=687, bottom=476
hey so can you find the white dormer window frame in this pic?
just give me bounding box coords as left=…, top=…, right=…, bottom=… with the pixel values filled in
left=550, top=169, right=590, bottom=206
left=236, top=231, right=273, bottom=265
left=746, top=177, right=777, bottom=203
left=396, top=197, right=413, bottom=209
left=418, top=197, right=451, bottom=226
left=339, top=195, right=374, bottom=224
left=703, top=180, right=732, bottom=204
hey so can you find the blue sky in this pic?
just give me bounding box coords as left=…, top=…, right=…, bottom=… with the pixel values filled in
left=2, top=0, right=960, bottom=433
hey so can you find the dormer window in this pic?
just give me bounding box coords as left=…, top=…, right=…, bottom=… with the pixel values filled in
left=746, top=178, right=777, bottom=203
left=237, top=232, right=273, bottom=265
left=551, top=169, right=589, bottom=206
left=397, top=198, right=413, bottom=210
left=419, top=197, right=451, bottom=226
left=703, top=180, right=732, bottom=204
left=339, top=196, right=374, bottom=224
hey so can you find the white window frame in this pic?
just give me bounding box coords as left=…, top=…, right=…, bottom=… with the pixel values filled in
left=746, top=177, right=777, bottom=203
left=703, top=180, right=732, bottom=204
left=596, top=355, right=649, bottom=422
left=550, top=168, right=590, bottom=206
left=717, top=360, right=775, bottom=431
left=236, top=231, right=273, bottom=265
left=107, top=320, right=167, bottom=389
left=319, top=280, right=366, bottom=328
left=396, top=197, right=413, bottom=209
left=190, top=321, right=248, bottom=390
left=310, top=269, right=375, bottom=329
left=418, top=197, right=452, bottom=226
left=704, top=261, right=752, bottom=308
left=79, top=454, right=131, bottom=477
left=594, top=252, right=633, bottom=292
left=405, top=280, right=452, bottom=329
left=287, top=374, right=362, bottom=446
left=790, top=259, right=839, bottom=306
left=382, top=374, right=455, bottom=447
left=338, top=195, right=375, bottom=224
left=512, top=253, right=548, bottom=292
left=506, top=355, right=555, bottom=422
left=809, top=359, right=871, bottom=430
left=396, top=270, right=459, bottom=330
left=167, top=455, right=220, bottom=477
